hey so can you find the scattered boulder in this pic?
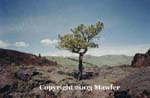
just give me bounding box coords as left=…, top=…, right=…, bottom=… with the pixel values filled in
left=140, top=90, right=150, bottom=98
left=113, top=89, right=131, bottom=98
left=14, top=68, right=42, bottom=81
left=83, top=66, right=99, bottom=79
left=0, top=83, right=17, bottom=93
left=132, top=49, right=150, bottom=67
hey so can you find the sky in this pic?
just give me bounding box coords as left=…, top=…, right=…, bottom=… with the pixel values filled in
left=0, top=0, right=150, bottom=56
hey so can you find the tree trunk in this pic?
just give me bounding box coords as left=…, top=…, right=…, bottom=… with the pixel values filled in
left=78, top=53, right=83, bottom=80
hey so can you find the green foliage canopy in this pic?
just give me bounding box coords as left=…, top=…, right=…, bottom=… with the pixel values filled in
left=58, top=21, right=104, bottom=54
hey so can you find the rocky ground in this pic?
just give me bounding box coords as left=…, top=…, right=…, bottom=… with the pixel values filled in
left=0, top=48, right=150, bottom=98
left=0, top=64, right=150, bottom=98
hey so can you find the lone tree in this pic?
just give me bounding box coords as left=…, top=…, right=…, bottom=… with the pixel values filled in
left=58, top=21, right=104, bottom=80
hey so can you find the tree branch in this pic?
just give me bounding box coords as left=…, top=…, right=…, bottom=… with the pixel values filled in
left=81, top=48, right=87, bottom=55
left=72, top=45, right=81, bottom=54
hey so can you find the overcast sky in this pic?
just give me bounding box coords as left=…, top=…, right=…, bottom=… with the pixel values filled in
left=0, top=0, right=150, bottom=56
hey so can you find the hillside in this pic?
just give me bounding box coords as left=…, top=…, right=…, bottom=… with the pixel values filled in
left=0, top=48, right=57, bottom=66
left=46, top=55, right=133, bottom=67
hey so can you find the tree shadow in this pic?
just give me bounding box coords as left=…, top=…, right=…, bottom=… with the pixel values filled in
left=57, top=70, right=98, bottom=80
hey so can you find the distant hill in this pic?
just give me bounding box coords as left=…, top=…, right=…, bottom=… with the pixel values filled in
left=0, top=48, right=132, bottom=67
left=46, top=55, right=133, bottom=66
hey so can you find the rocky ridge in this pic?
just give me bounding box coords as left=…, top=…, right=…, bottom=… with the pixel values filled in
left=132, top=49, right=150, bottom=67
left=0, top=48, right=57, bottom=66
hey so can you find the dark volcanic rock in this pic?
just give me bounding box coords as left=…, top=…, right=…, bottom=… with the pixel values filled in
left=14, top=68, right=42, bottom=81
left=132, top=49, right=150, bottom=67
left=147, top=49, right=150, bottom=55
left=113, top=89, right=131, bottom=98
left=0, top=83, right=17, bottom=93
left=115, top=66, right=150, bottom=98
left=0, top=48, right=57, bottom=66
